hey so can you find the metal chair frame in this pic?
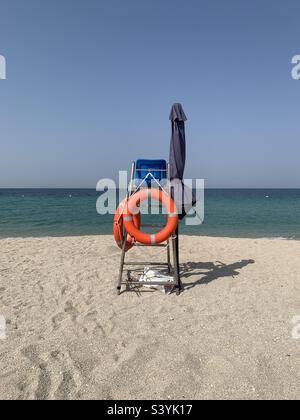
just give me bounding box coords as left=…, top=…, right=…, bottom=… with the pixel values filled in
left=116, top=161, right=182, bottom=295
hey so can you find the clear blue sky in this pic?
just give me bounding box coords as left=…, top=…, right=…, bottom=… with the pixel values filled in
left=1, top=0, right=300, bottom=188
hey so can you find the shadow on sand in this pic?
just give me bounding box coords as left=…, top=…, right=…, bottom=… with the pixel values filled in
left=181, top=259, right=255, bottom=290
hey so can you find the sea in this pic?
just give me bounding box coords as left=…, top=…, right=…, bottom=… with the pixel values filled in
left=0, top=189, right=300, bottom=239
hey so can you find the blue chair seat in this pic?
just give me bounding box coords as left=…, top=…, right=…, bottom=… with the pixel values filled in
left=135, top=159, right=167, bottom=187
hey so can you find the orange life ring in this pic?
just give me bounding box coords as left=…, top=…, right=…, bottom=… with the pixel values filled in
left=124, top=189, right=178, bottom=245
left=113, top=200, right=141, bottom=251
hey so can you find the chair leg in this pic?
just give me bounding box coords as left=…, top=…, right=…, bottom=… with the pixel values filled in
left=116, top=234, right=128, bottom=295
left=167, top=239, right=171, bottom=274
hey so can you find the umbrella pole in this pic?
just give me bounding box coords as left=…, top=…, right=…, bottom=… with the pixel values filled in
left=175, top=226, right=182, bottom=292
left=171, top=226, right=182, bottom=295
left=167, top=161, right=182, bottom=293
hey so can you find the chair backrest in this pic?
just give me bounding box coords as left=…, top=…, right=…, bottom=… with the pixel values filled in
left=135, top=159, right=167, bottom=187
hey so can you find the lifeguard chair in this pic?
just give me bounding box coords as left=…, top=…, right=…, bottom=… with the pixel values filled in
left=115, top=159, right=182, bottom=295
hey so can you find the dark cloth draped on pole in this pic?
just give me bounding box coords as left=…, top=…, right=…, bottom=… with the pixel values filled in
left=169, top=103, right=196, bottom=220
left=169, top=103, right=187, bottom=181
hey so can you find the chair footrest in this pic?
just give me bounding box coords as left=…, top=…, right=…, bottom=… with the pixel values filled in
left=124, top=262, right=169, bottom=266
left=121, top=281, right=175, bottom=286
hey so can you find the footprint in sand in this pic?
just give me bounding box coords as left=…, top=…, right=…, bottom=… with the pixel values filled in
left=21, top=345, right=51, bottom=400
left=51, top=313, right=65, bottom=330
left=84, top=310, right=107, bottom=336
left=64, top=301, right=79, bottom=322
left=54, top=371, right=77, bottom=400
left=21, top=345, right=83, bottom=400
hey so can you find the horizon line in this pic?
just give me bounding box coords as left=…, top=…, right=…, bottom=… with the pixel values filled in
left=1, top=187, right=300, bottom=190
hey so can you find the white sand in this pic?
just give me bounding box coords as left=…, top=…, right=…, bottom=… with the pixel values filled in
left=0, top=235, right=299, bottom=400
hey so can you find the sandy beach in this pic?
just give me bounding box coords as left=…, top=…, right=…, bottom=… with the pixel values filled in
left=0, top=235, right=299, bottom=400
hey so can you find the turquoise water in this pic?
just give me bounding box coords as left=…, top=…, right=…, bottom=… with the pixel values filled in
left=0, top=189, right=300, bottom=239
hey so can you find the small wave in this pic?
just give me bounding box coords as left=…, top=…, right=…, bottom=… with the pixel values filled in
left=260, top=236, right=296, bottom=241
